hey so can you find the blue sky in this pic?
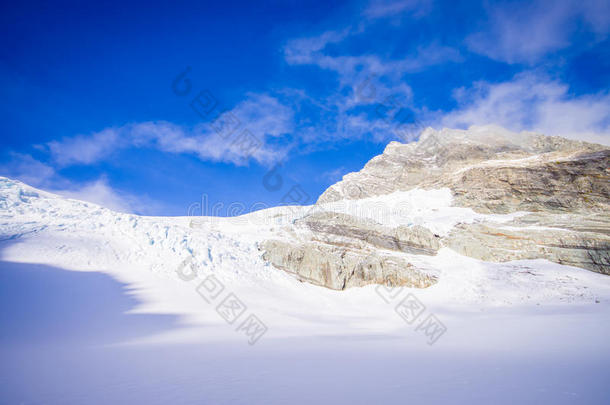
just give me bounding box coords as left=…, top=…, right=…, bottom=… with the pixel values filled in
left=1, top=0, right=609, bottom=215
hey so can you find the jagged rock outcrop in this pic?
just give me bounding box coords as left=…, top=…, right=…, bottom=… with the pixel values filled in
left=259, top=211, right=440, bottom=289
left=318, top=126, right=609, bottom=214
left=298, top=212, right=440, bottom=255
left=441, top=149, right=610, bottom=214
left=444, top=218, right=610, bottom=274
left=260, top=239, right=437, bottom=290
left=260, top=126, right=610, bottom=288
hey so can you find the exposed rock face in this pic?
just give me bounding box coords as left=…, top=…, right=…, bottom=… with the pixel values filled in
left=445, top=223, right=610, bottom=274
left=260, top=240, right=437, bottom=290
left=260, top=126, right=610, bottom=288
left=298, top=212, right=440, bottom=255
left=318, top=126, right=609, bottom=214
left=258, top=211, right=440, bottom=290
left=443, top=150, right=610, bottom=214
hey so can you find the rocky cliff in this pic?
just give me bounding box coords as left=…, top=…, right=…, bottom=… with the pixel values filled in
left=260, top=126, right=610, bottom=289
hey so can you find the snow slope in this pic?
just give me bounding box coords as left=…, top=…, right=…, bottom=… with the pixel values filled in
left=1, top=176, right=609, bottom=345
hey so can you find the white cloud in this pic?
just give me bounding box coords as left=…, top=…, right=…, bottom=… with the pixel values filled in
left=340, top=113, right=402, bottom=142
left=281, top=0, right=610, bottom=147
left=466, top=0, right=610, bottom=64
left=363, top=0, right=433, bottom=19
left=319, top=166, right=347, bottom=184
left=283, top=1, right=461, bottom=88
left=441, top=73, right=610, bottom=145
left=284, top=29, right=352, bottom=66
left=0, top=152, right=56, bottom=186
left=50, top=177, right=163, bottom=215
left=50, top=178, right=134, bottom=214
left=0, top=153, right=164, bottom=215
left=45, top=93, right=294, bottom=168
left=283, top=22, right=461, bottom=145
left=230, top=93, right=295, bottom=138
left=285, top=31, right=461, bottom=86
left=47, top=128, right=122, bottom=166
left=580, top=0, right=610, bottom=37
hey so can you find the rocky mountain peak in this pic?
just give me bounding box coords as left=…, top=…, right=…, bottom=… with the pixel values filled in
left=260, top=126, right=609, bottom=290
left=317, top=125, right=608, bottom=212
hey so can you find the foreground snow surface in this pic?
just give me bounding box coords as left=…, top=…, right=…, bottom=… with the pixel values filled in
left=1, top=176, right=610, bottom=404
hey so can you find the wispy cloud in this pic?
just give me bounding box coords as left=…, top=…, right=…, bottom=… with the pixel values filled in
left=319, top=166, right=347, bottom=184
left=0, top=152, right=56, bottom=186
left=0, top=153, right=163, bottom=215
left=363, top=0, right=433, bottom=19
left=466, top=0, right=610, bottom=64
left=50, top=176, right=164, bottom=215
left=282, top=18, right=462, bottom=146
left=46, top=128, right=123, bottom=166
left=45, top=93, right=294, bottom=168
left=283, top=0, right=610, bottom=147
left=285, top=32, right=461, bottom=85
left=441, top=73, right=610, bottom=145
left=283, top=28, right=353, bottom=66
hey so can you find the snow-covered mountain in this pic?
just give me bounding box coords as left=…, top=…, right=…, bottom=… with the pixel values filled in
left=1, top=125, right=609, bottom=343
left=262, top=125, right=609, bottom=290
